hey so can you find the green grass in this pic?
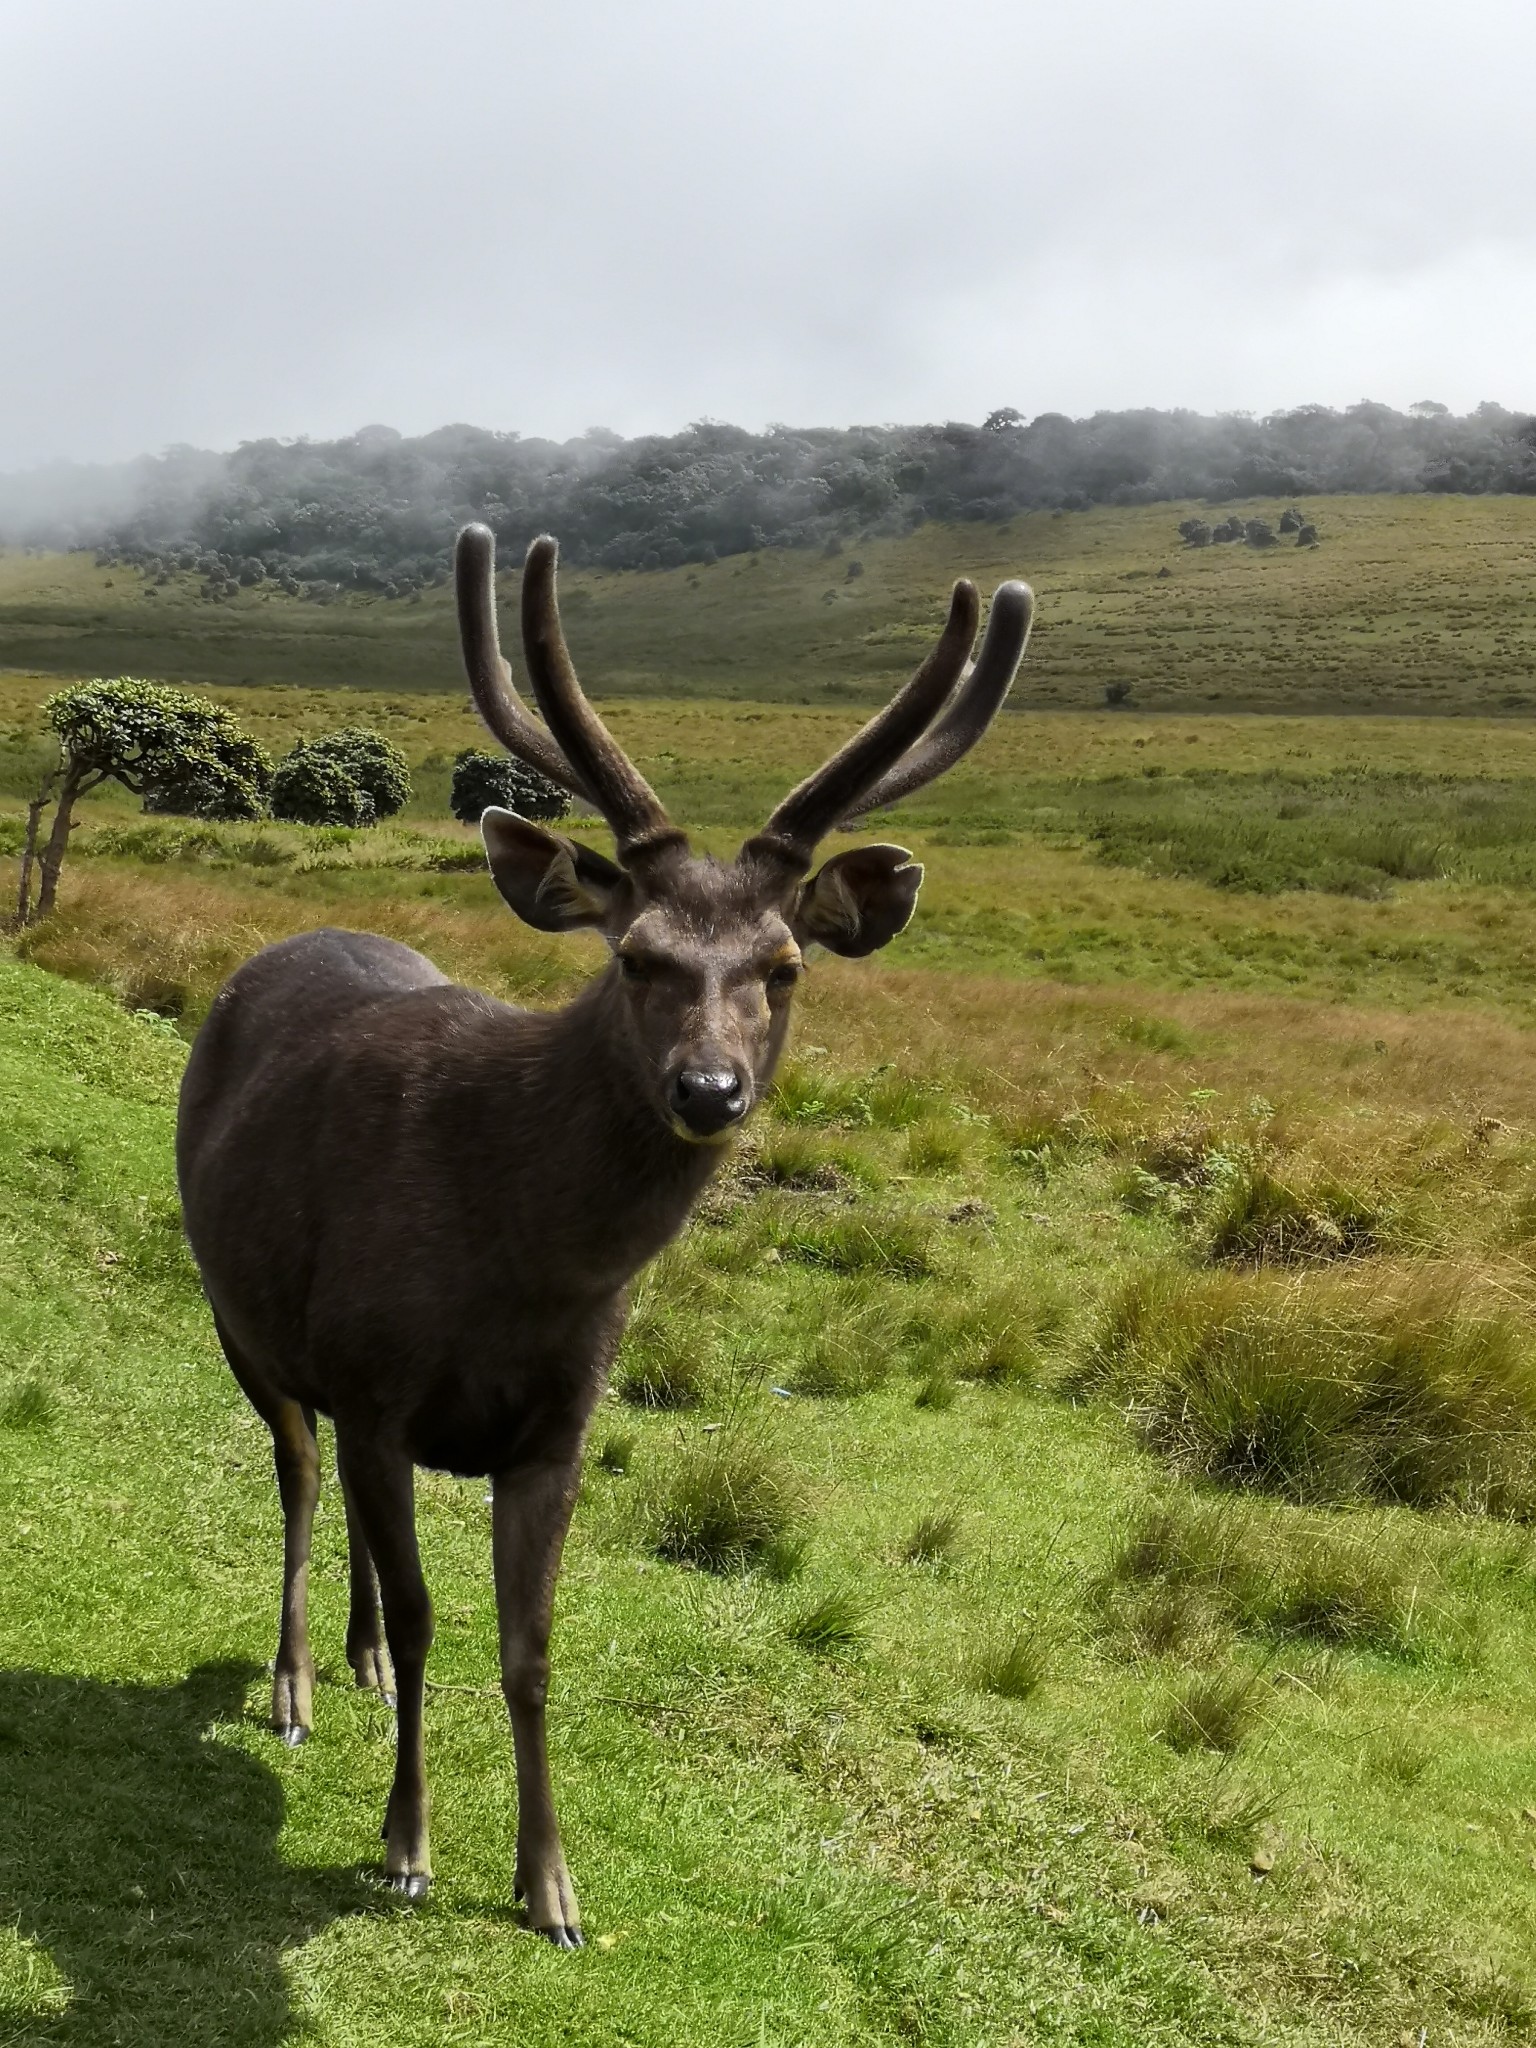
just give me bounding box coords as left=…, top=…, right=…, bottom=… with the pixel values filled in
left=14, top=954, right=1536, bottom=2039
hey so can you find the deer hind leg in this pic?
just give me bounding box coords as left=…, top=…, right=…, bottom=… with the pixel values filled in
left=269, top=1400, right=322, bottom=1743
left=492, top=1456, right=584, bottom=1948
left=213, top=1316, right=320, bottom=1744
left=336, top=1429, right=434, bottom=1897
left=339, top=1464, right=395, bottom=1703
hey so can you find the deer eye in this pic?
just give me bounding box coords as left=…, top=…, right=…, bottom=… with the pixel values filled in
left=766, top=962, right=801, bottom=993
left=619, top=953, right=650, bottom=984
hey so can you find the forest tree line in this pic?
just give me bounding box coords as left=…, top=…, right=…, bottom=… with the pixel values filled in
left=2, top=400, right=1533, bottom=597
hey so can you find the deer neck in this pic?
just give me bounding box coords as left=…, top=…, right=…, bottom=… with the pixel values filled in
left=474, top=969, right=726, bottom=1286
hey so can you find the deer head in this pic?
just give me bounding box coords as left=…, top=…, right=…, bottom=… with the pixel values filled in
left=455, top=526, right=1034, bottom=1142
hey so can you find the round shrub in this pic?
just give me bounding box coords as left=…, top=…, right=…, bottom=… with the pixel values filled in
left=271, top=747, right=372, bottom=826
left=450, top=748, right=570, bottom=825
left=271, top=728, right=411, bottom=827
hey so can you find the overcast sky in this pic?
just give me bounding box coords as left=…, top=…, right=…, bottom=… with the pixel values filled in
left=3, top=0, right=1532, bottom=468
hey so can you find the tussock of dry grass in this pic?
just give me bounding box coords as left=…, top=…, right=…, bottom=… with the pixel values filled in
left=1079, top=1266, right=1536, bottom=1513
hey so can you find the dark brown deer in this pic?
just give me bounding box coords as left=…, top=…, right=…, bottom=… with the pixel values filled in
left=175, top=526, right=1033, bottom=1945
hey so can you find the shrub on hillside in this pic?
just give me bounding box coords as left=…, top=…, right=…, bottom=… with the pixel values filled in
left=450, top=748, right=570, bottom=825
left=271, top=728, right=410, bottom=826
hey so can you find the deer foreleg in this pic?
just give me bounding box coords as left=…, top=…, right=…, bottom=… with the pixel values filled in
left=337, top=1432, right=434, bottom=1897
left=270, top=1400, right=320, bottom=1744
left=492, top=1456, right=584, bottom=1948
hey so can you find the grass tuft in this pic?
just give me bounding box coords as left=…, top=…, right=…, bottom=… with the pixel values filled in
left=902, top=1508, right=963, bottom=1566
left=1154, top=1667, right=1265, bottom=1754
left=785, top=1587, right=871, bottom=1655
left=0, top=1378, right=56, bottom=1432
left=973, top=1624, right=1053, bottom=1701
left=594, top=1432, right=636, bottom=1476
left=1079, top=1266, right=1536, bottom=1512
left=647, top=1435, right=801, bottom=1574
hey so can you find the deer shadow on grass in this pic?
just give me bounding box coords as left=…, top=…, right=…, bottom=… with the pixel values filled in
left=0, top=1660, right=375, bottom=2046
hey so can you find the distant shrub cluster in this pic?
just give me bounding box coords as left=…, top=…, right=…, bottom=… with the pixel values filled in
left=1179, top=507, right=1318, bottom=549
left=3, top=398, right=1532, bottom=590
left=12, top=684, right=417, bottom=922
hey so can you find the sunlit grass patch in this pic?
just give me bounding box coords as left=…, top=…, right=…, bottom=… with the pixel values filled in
left=770, top=1061, right=937, bottom=1131
left=906, top=1276, right=1069, bottom=1388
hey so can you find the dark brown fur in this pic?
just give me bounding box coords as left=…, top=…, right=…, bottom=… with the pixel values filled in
left=175, top=527, right=1034, bottom=1943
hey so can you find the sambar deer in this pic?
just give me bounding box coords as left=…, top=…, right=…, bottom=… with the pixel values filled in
left=175, top=526, right=1033, bottom=1944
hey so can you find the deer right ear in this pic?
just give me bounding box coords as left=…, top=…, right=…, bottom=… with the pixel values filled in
left=481, top=808, right=626, bottom=932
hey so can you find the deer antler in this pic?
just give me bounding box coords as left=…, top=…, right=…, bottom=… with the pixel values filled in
left=455, top=525, right=596, bottom=805
left=741, top=580, right=981, bottom=873
left=456, top=527, right=685, bottom=867
left=519, top=537, right=686, bottom=866
left=840, top=580, right=1034, bottom=820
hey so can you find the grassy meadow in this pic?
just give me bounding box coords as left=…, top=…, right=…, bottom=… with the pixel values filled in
left=4, top=490, right=1536, bottom=712
left=11, top=503, right=1536, bottom=2042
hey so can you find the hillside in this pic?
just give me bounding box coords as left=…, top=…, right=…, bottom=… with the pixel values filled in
left=3, top=493, right=1536, bottom=713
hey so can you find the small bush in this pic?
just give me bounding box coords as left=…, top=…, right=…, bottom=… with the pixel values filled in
left=648, top=1436, right=800, bottom=1573
left=272, top=729, right=411, bottom=826
left=450, top=748, right=570, bottom=825
left=786, top=1588, right=870, bottom=1655
left=1155, top=1667, right=1264, bottom=1753
left=903, top=1508, right=963, bottom=1565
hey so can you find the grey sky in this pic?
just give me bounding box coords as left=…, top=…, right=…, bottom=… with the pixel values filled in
left=3, top=0, right=1532, bottom=468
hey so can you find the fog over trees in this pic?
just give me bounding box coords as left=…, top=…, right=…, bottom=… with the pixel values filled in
left=2, top=401, right=1533, bottom=597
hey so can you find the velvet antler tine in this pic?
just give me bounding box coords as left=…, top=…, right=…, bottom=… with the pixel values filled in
left=454, top=525, right=595, bottom=803
left=743, top=579, right=980, bottom=871
left=842, top=580, right=1034, bottom=819
left=520, top=537, right=683, bottom=864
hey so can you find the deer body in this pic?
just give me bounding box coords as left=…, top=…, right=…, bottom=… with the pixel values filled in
left=177, top=527, right=1034, bottom=1944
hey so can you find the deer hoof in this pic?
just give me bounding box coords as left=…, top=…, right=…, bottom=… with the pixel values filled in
left=386, top=1871, right=432, bottom=1901
left=278, top=1722, right=310, bottom=1747
left=536, top=1923, right=584, bottom=1950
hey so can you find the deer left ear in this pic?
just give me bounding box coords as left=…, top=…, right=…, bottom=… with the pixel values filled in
left=793, top=844, right=924, bottom=957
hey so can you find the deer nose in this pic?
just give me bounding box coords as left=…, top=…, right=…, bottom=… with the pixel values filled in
left=669, top=1066, right=748, bottom=1137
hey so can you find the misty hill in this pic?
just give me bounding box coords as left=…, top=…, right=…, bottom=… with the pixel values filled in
left=2, top=402, right=1535, bottom=598
left=3, top=494, right=1535, bottom=717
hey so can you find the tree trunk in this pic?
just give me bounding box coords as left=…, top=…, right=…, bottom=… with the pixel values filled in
left=13, top=763, right=60, bottom=928
left=33, top=767, right=85, bottom=921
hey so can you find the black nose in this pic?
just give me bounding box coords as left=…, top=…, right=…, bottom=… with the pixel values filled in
left=669, top=1066, right=748, bottom=1137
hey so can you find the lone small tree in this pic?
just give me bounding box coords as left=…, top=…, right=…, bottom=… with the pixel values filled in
left=14, top=679, right=270, bottom=926
left=449, top=748, right=571, bottom=825
left=271, top=728, right=411, bottom=827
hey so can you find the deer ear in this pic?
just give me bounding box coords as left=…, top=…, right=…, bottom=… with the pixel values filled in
left=481, top=808, right=626, bottom=932
left=793, top=844, right=924, bottom=957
